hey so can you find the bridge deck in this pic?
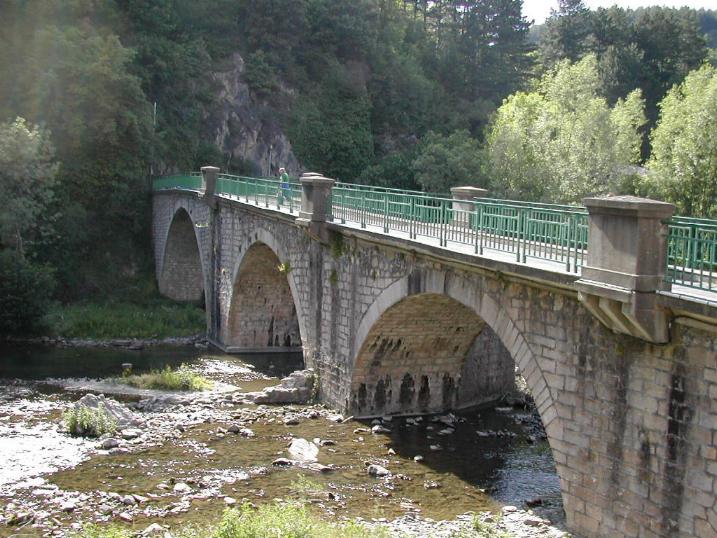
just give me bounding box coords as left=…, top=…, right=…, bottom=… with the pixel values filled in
left=212, top=190, right=717, bottom=307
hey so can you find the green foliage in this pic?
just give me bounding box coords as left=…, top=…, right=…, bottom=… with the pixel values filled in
left=63, top=404, right=117, bottom=437
left=44, top=301, right=205, bottom=339
left=0, top=118, right=58, bottom=252
left=119, top=364, right=212, bottom=391
left=289, top=63, right=374, bottom=181
left=538, top=4, right=708, bottom=129
left=358, top=150, right=420, bottom=191
left=470, top=515, right=511, bottom=538
left=412, top=130, right=485, bottom=193
left=486, top=55, right=646, bottom=203
left=215, top=502, right=388, bottom=538
left=645, top=64, right=717, bottom=217
left=0, top=250, right=55, bottom=335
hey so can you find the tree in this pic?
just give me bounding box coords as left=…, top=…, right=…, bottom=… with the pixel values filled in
left=0, top=118, right=58, bottom=254
left=645, top=64, right=717, bottom=217
left=539, top=0, right=592, bottom=67
left=485, top=55, right=646, bottom=203
left=412, top=130, right=485, bottom=193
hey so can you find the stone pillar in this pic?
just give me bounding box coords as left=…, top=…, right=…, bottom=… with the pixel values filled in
left=201, top=166, right=220, bottom=340
left=201, top=166, right=219, bottom=207
left=451, top=186, right=488, bottom=226
left=297, top=173, right=335, bottom=242
left=575, top=195, right=675, bottom=343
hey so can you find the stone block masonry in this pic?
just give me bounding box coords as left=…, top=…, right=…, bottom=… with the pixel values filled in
left=153, top=188, right=717, bottom=538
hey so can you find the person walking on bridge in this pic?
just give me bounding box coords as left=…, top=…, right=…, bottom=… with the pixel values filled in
left=277, top=167, right=290, bottom=206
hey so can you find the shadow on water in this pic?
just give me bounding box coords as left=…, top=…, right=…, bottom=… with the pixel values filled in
left=0, top=344, right=303, bottom=382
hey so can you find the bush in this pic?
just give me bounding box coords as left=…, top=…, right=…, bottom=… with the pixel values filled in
left=0, top=250, right=55, bottom=335
left=119, top=364, right=212, bottom=391
left=63, top=404, right=117, bottom=437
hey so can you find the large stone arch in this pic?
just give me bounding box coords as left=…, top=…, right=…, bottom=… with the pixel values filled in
left=349, top=267, right=560, bottom=437
left=349, top=293, right=515, bottom=416
left=157, top=207, right=207, bottom=304
left=223, top=229, right=306, bottom=352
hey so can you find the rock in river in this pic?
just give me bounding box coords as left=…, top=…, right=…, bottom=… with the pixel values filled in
left=367, top=464, right=390, bottom=477
left=287, top=438, right=319, bottom=462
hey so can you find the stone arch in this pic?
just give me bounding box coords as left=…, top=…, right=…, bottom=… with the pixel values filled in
left=225, top=231, right=306, bottom=351
left=350, top=268, right=559, bottom=435
left=158, top=207, right=207, bottom=304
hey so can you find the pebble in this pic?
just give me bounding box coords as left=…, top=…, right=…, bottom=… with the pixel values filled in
left=142, top=523, right=165, bottom=535
left=121, top=495, right=136, bottom=505
left=100, top=438, right=120, bottom=450
left=414, top=455, right=424, bottom=462
left=60, top=501, right=76, bottom=512
left=224, top=496, right=237, bottom=506
left=117, top=512, right=133, bottom=523
left=371, top=424, right=392, bottom=434
left=283, top=416, right=300, bottom=425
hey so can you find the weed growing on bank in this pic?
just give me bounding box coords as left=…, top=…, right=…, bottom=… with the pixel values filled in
left=118, top=364, right=212, bottom=391
left=45, top=301, right=205, bottom=339
left=63, top=404, right=117, bottom=437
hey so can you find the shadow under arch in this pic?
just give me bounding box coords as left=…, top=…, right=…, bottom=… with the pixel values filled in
left=225, top=233, right=306, bottom=353
left=158, top=207, right=207, bottom=306
left=350, top=268, right=560, bottom=441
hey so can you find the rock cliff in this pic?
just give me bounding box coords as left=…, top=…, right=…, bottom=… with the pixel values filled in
left=207, top=53, right=301, bottom=176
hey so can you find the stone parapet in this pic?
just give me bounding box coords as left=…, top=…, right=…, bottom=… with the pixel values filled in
left=576, top=195, right=675, bottom=343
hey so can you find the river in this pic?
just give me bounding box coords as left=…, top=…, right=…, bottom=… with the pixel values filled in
left=0, top=344, right=566, bottom=537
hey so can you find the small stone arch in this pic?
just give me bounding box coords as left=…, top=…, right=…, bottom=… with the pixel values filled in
left=157, top=207, right=208, bottom=305
left=224, top=230, right=306, bottom=351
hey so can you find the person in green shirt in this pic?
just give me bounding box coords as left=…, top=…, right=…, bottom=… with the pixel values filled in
left=278, top=167, right=290, bottom=205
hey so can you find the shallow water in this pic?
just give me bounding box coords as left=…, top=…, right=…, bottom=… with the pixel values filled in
left=0, top=345, right=562, bottom=535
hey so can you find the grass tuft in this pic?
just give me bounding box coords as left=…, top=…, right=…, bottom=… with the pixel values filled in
left=118, top=364, right=212, bottom=391
left=63, top=404, right=117, bottom=437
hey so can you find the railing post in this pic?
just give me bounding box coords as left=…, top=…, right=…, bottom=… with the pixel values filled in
left=201, top=166, right=219, bottom=208
left=297, top=172, right=335, bottom=243
left=450, top=186, right=488, bottom=228
left=575, top=196, right=675, bottom=343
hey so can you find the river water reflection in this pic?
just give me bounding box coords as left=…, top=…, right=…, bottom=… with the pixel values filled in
left=0, top=344, right=563, bottom=534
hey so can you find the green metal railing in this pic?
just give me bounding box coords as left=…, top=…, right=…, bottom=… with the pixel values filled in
left=666, top=217, right=717, bottom=290
left=153, top=172, right=717, bottom=287
left=152, top=172, right=203, bottom=191
left=216, top=173, right=302, bottom=214
left=331, top=185, right=588, bottom=272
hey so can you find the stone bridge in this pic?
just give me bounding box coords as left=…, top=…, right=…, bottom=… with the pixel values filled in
left=153, top=168, right=717, bottom=538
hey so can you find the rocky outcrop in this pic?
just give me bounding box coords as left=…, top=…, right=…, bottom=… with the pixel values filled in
left=208, top=53, right=300, bottom=176
left=72, top=394, right=145, bottom=431
left=242, top=369, right=314, bottom=404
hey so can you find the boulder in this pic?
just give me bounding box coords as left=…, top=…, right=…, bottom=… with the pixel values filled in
left=287, top=438, right=319, bottom=462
